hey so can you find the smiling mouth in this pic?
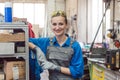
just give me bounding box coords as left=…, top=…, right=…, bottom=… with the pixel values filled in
left=55, top=30, right=61, bottom=33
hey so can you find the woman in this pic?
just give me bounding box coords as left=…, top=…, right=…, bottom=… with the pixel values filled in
left=29, top=10, right=84, bottom=80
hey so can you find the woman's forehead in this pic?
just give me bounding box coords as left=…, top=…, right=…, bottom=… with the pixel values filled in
left=51, top=16, right=65, bottom=22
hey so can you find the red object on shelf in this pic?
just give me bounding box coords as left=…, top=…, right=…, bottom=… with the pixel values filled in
left=114, top=40, right=120, bottom=48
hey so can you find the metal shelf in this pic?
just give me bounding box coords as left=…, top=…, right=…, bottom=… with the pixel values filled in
left=0, top=53, right=27, bottom=59
left=0, top=23, right=29, bottom=80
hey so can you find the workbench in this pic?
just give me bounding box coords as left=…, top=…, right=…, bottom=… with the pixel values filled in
left=88, top=58, right=120, bottom=80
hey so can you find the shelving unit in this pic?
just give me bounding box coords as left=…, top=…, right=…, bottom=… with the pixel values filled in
left=0, top=22, right=29, bottom=80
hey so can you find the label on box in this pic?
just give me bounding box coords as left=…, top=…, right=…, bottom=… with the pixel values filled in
left=0, top=72, right=4, bottom=80
left=12, top=66, right=19, bottom=80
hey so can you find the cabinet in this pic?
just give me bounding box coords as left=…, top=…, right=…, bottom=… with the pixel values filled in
left=0, top=23, right=29, bottom=80
left=88, top=58, right=120, bottom=80
left=91, top=64, right=105, bottom=80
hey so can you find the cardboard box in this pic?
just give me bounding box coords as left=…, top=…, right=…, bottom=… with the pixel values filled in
left=0, top=33, right=25, bottom=42
left=0, top=43, right=14, bottom=55
left=17, top=46, right=25, bottom=53
left=4, top=60, right=25, bottom=80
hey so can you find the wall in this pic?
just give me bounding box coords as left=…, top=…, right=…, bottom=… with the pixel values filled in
left=77, top=0, right=87, bottom=42
left=45, top=0, right=65, bottom=37
left=66, top=0, right=78, bottom=18
left=46, top=0, right=78, bottom=37
left=109, top=0, right=120, bottom=49
left=65, top=0, right=78, bottom=39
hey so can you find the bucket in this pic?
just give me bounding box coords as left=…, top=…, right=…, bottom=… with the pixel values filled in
left=5, top=2, right=12, bottom=22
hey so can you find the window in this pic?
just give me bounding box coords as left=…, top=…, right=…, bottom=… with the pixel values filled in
left=88, top=0, right=104, bottom=43
left=0, top=3, right=45, bottom=28
left=0, top=3, right=4, bottom=15
left=13, top=3, right=24, bottom=18
left=13, top=3, right=45, bottom=28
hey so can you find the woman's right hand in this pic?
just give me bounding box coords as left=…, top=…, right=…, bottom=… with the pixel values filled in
left=29, top=42, right=36, bottom=49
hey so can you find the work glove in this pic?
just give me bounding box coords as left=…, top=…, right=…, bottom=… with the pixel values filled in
left=33, top=46, right=61, bottom=72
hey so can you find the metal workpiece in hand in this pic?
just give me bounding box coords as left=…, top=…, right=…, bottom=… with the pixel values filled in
left=34, top=46, right=61, bottom=72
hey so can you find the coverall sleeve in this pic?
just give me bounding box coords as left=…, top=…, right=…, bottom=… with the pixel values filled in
left=69, top=42, right=84, bottom=78
left=29, top=38, right=49, bottom=54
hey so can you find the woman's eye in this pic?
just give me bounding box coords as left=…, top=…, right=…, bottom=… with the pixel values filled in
left=59, top=23, right=64, bottom=26
left=52, top=23, right=64, bottom=26
left=52, top=23, right=57, bottom=26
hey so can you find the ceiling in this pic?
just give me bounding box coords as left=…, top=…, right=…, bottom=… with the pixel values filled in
left=0, top=0, right=47, bottom=3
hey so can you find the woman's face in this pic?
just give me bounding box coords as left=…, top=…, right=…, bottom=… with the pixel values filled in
left=51, top=16, right=67, bottom=37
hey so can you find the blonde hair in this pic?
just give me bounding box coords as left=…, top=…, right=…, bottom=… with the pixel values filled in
left=51, top=10, right=67, bottom=24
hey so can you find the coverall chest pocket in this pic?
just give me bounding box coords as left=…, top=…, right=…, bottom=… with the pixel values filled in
left=47, top=46, right=74, bottom=67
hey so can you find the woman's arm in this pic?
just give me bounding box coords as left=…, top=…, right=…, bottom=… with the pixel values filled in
left=69, top=42, right=84, bottom=78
